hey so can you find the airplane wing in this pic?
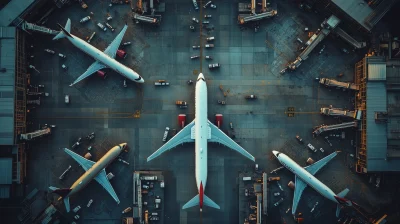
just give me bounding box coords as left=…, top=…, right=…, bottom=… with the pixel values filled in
left=207, top=120, right=255, bottom=161
left=103, top=25, right=128, bottom=58
left=291, top=175, right=308, bottom=216
left=70, top=61, right=107, bottom=86
left=64, top=148, right=95, bottom=171
left=147, top=120, right=195, bottom=162
left=94, top=169, right=120, bottom=204
left=304, top=151, right=338, bottom=175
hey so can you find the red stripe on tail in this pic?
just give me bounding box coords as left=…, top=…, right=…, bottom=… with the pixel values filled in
left=199, top=182, right=204, bottom=210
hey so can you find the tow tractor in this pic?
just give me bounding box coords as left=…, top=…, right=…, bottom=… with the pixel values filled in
left=154, top=80, right=169, bottom=86
left=245, top=95, right=257, bottom=99
left=187, top=80, right=193, bottom=85
left=176, top=101, right=187, bottom=106
left=217, top=100, right=226, bottom=105
left=44, top=49, right=55, bottom=54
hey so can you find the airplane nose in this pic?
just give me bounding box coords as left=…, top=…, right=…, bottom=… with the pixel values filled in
left=120, top=143, right=127, bottom=150
left=198, top=73, right=205, bottom=80
left=272, top=151, right=279, bottom=156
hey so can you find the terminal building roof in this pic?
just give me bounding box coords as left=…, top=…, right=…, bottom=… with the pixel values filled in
left=0, top=27, right=16, bottom=145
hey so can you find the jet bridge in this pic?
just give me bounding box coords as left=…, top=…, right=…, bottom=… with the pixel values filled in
left=319, top=78, right=359, bottom=91
left=238, top=10, right=277, bottom=25
left=132, top=13, right=160, bottom=25
left=321, top=107, right=362, bottom=120
left=19, top=128, right=51, bottom=140
left=283, top=15, right=341, bottom=73
left=334, top=27, right=366, bottom=49
left=313, top=121, right=358, bottom=136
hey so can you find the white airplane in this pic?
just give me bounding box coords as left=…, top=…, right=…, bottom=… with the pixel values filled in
left=147, top=73, right=255, bottom=211
left=53, top=19, right=144, bottom=86
left=49, top=144, right=126, bottom=212
left=272, top=150, right=353, bottom=217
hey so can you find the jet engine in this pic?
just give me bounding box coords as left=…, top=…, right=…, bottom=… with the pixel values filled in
left=97, top=70, right=107, bottom=79
left=117, top=49, right=127, bottom=59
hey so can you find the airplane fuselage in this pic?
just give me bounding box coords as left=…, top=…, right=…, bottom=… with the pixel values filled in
left=65, top=34, right=143, bottom=83
left=195, top=75, right=208, bottom=208
left=67, top=144, right=125, bottom=198
left=276, top=153, right=337, bottom=203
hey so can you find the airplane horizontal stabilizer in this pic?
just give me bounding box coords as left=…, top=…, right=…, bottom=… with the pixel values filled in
left=337, top=188, right=349, bottom=198
left=64, top=197, right=71, bottom=212
left=336, top=204, right=343, bottom=217
left=203, top=194, right=220, bottom=209
left=182, top=194, right=199, bottom=210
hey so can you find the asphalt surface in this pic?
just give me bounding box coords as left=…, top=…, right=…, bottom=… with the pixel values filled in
left=24, top=0, right=394, bottom=224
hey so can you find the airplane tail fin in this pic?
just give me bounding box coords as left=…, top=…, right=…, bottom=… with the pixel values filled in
left=335, top=188, right=352, bottom=217
left=203, top=194, right=220, bottom=209
left=53, top=18, right=72, bottom=40
left=182, top=194, right=199, bottom=210
left=182, top=194, right=220, bottom=211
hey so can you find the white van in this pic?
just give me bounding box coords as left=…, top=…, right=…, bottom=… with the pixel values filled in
left=162, top=127, right=170, bottom=142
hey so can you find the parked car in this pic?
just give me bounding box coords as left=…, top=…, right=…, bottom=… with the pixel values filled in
left=192, top=17, right=199, bottom=23
left=204, top=15, right=212, bottom=18
left=296, top=135, right=303, bottom=143
left=192, top=45, right=200, bottom=49
left=80, top=16, right=91, bottom=23
left=209, top=63, right=220, bottom=69
left=73, top=206, right=81, bottom=213
left=205, top=44, right=214, bottom=48
left=87, top=199, right=93, bottom=207
left=74, top=215, right=80, bottom=220
left=245, top=95, right=257, bottom=99
left=205, top=55, right=213, bottom=60
left=210, top=4, right=217, bottom=8
left=191, top=55, right=200, bottom=59
left=44, top=49, right=55, bottom=54
left=97, top=23, right=107, bottom=31
left=142, top=185, right=149, bottom=189
left=162, top=127, right=170, bottom=142
left=65, top=95, right=70, bottom=104
left=62, top=64, right=68, bottom=70
left=58, top=53, right=66, bottom=58
left=206, top=36, right=215, bottom=41
left=122, top=42, right=131, bottom=46
left=307, top=143, right=317, bottom=152
left=202, top=20, right=210, bottom=24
